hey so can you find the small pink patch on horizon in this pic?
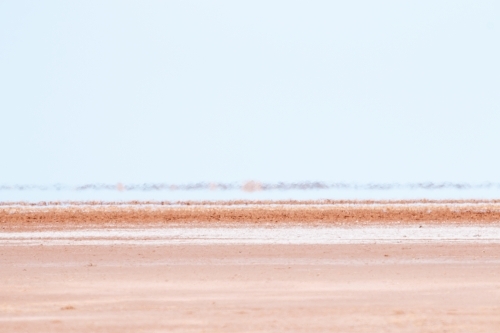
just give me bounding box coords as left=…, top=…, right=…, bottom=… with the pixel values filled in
left=242, top=180, right=262, bottom=192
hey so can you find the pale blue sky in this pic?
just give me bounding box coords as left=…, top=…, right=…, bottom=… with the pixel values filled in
left=1, top=1, right=499, bottom=186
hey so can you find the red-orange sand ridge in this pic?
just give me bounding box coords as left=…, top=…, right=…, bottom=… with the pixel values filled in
left=1, top=200, right=500, bottom=229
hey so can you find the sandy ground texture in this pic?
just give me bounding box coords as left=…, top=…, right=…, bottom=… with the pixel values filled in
left=1, top=201, right=500, bottom=332
left=1, top=242, right=500, bottom=332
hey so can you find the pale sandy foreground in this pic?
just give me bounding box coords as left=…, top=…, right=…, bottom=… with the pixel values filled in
left=1, top=224, right=500, bottom=332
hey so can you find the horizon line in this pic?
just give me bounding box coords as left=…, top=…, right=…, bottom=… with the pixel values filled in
left=1, top=181, right=500, bottom=192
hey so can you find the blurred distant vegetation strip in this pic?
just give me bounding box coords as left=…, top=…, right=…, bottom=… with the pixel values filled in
left=1, top=182, right=500, bottom=191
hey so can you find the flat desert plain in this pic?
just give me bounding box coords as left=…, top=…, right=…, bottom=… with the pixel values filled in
left=1, top=200, right=500, bottom=332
